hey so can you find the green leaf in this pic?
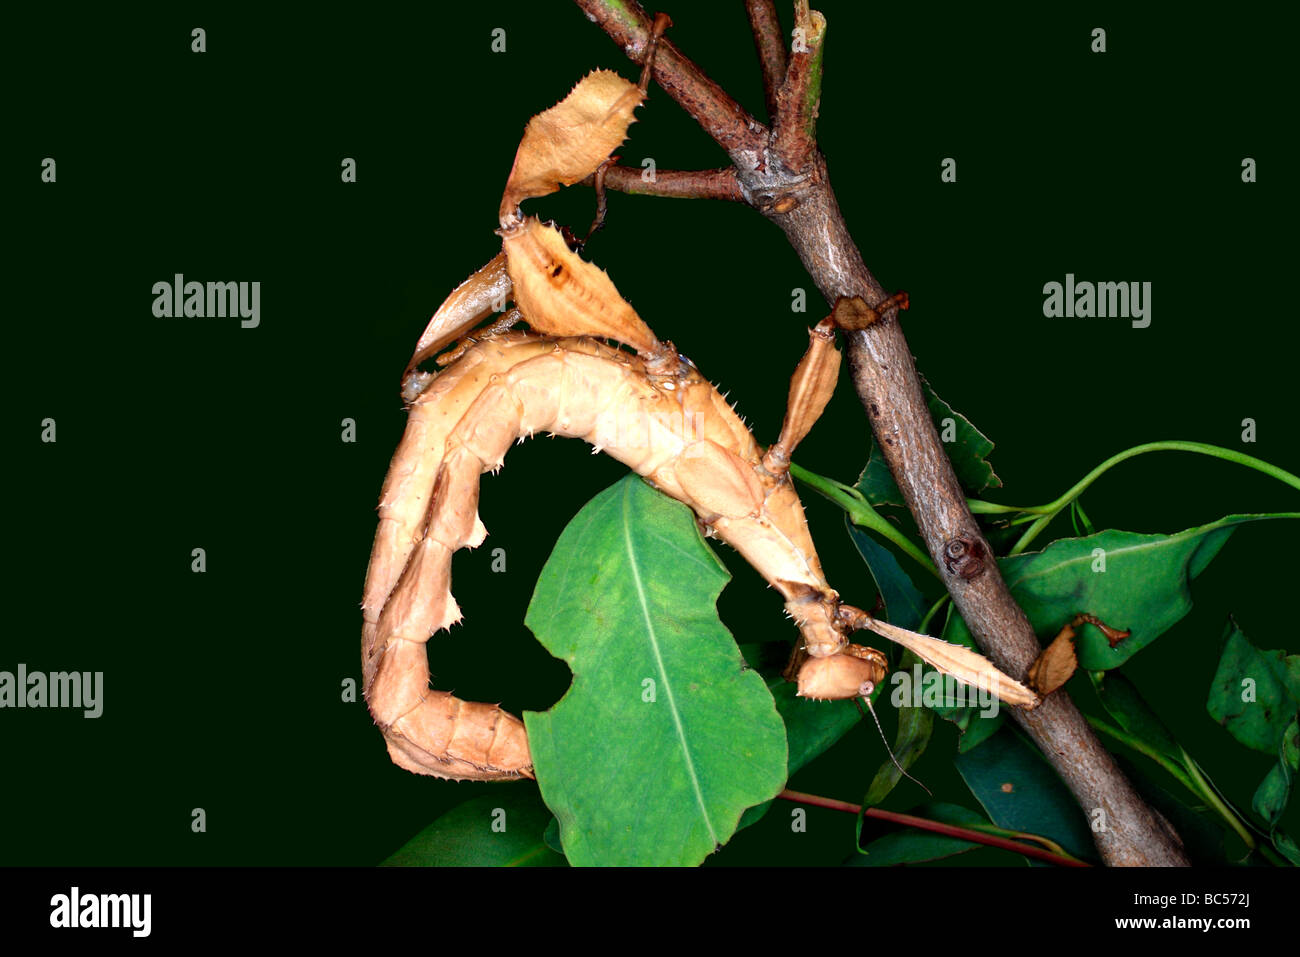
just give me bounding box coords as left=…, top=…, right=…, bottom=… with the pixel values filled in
left=737, top=670, right=863, bottom=831
left=1207, top=619, right=1300, bottom=754
left=864, top=651, right=934, bottom=806
left=850, top=802, right=989, bottom=866
left=844, top=518, right=937, bottom=794
left=954, top=726, right=1098, bottom=863
left=1272, top=830, right=1300, bottom=866
left=1252, top=717, right=1298, bottom=828
left=737, top=640, right=861, bottom=776
left=957, top=711, right=1005, bottom=753
left=1251, top=716, right=1300, bottom=863
left=383, top=791, right=566, bottom=867
left=771, top=682, right=859, bottom=776
left=946, top=514, right=1297, bottom=670
left=845, top=518, right=927, bottom=630
left=542, top=816, right=564, bottom=856
left=523, top=474, right=788, bottom=866
left=856, top=378, right=1001, bottom=506
left=1091, top=670, right=1182, bottom=763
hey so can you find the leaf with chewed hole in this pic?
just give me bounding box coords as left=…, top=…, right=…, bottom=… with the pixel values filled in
left=524, top=474, right=788, bottom=866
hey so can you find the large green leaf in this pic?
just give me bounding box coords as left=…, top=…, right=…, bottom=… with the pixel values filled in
left=945, top=514, right=1298, bottom=670
left=954, top=726, right=1098, bottom=863
left=523, top=474, right=788, bottom=866
left=856, top=378, right=1001, bottom=506
left=1206, top=619, right=1300, bottom=753
left=383, top=791, right=566, bottom=867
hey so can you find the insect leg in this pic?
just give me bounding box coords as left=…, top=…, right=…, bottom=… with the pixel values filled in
left=762, top=317, right=841, bottom=475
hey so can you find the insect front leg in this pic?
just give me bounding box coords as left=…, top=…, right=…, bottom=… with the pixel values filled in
left=401, top=253, right=514, bottom=403
left=762, top=317, right=841, bottom=476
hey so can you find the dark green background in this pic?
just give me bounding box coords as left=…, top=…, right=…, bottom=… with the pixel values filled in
left=6, top=1, right=1295, bottom=865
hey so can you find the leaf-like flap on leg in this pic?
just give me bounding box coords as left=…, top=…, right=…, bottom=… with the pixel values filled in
left=768, top=321, right=841, bottom=469
left=500, top=69, right=643, bottom=220
left=864, top=616, right=1041, bottom=709
left=502, top=217, right=661, bottom=354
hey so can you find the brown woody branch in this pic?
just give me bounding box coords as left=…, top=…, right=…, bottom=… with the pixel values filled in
left=576, top=0, right=1188, bottom=867
left=744, top=0, right=787, bottom=120
left=580, top=164, right=743, bottom=201
left=770, top=0, right=825, bottom=171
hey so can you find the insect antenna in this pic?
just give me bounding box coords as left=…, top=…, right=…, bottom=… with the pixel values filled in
left=854, top=686, right=932, bottom=797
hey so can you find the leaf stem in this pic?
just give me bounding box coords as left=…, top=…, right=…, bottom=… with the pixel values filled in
left=777, top=789, right=1089, bottom=867
left=1088, top=715, right=1286, bottom=861
left=790, top=462, right=940, bottom=578
left=1005, top=441, right=1300, bottom=555
left=1086, top=716, right=1200, bottom=796
left=1074, top=497, right=1096, bottom=534
left=1178, top=749, right=1268, bottom=857
left=918, top=594, right=950, bottom=634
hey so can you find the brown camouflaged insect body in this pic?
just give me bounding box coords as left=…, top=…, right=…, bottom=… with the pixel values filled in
left=361, top=330, right=866, bottom=779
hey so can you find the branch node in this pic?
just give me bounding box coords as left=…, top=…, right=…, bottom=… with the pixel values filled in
left=943, top=537, right=988, bottom=581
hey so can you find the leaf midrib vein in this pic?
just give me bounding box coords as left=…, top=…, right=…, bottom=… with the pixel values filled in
left=1003, top=522, right=1236, bottom=590
left=622, top=480, right=717, bottom=847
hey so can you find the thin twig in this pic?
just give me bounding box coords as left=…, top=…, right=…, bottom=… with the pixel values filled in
left=778, top=789, right=1090, bottom=867
left=579, top=165, right=744, bottom=201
